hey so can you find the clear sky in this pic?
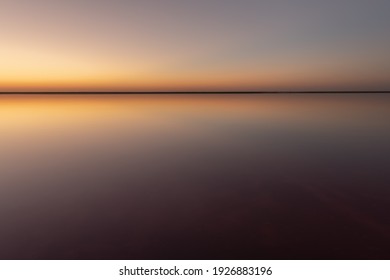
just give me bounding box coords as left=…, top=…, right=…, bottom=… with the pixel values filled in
left=1, top=0, right=389, bottom=91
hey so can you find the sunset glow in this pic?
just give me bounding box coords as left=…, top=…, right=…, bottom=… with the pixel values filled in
left=1, top=0, right=389, bottom=91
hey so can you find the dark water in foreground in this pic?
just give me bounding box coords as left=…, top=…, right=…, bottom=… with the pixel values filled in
left=0, top=93, right=389, bottom=259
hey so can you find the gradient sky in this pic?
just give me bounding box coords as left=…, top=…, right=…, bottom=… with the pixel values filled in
left=1, top=0, right=389, bottom=91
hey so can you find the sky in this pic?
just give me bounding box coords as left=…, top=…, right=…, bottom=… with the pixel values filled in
left=0, top=0, right=389, bottom=92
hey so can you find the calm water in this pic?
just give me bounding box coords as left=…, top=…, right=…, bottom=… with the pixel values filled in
left=0, top=93, right=389, bottom=259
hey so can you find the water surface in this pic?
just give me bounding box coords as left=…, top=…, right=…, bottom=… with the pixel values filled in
left=0, top=93, right=389, bottom=259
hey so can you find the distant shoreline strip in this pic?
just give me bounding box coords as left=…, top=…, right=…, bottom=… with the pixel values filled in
left=0, top=91, right=390, bottom=94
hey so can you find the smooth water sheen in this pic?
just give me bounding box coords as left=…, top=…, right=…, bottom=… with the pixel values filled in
left=0, top=94, right=389, bottom=259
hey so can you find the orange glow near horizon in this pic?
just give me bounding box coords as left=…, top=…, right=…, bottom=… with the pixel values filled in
left=1, top=1, right=389, bottom=92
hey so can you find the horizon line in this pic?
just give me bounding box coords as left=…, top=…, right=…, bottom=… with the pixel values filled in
left=0, top=90, right=390, bottom=94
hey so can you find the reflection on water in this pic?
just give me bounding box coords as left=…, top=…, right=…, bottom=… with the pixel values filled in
left=0, top=93, right=389, bottom=259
